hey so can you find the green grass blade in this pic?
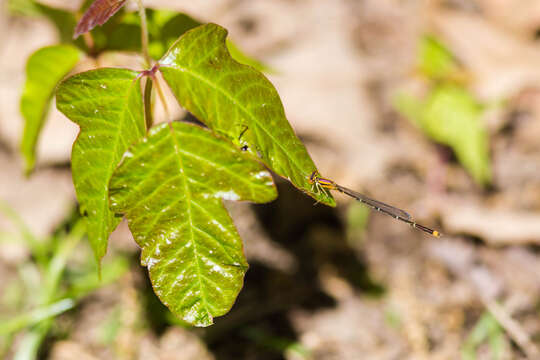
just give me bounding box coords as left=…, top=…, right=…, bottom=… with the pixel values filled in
left=0, top=298, right=75, bottom=335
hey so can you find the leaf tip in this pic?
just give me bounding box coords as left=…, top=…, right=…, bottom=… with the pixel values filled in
left=192, top=314, right=214, bottom=327
left=73, top=0, right=127, bottom=39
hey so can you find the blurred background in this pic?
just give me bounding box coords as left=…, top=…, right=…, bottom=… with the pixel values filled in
left=2, top=0, right=540, bottom=359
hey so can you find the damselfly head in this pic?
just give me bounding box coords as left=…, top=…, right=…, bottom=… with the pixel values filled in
left=308, top=171, right=318, bottom=184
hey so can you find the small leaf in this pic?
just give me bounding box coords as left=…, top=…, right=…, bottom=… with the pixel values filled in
left=159, top=24, right=334, bottom=206
left=56, top=68, right=146, bottom=263
left=417, top=35, right=469, bottom=84
left=394, top=85, right=491, bottom=185
left=73, top=0, right=127, bottom=39
left=423, top=86, right=491, bottom=185
left=109, top=122, right=277, bottom=326
left=418, top=35, right=460, bottom=80
left=20, top=45, right=81, bottom=174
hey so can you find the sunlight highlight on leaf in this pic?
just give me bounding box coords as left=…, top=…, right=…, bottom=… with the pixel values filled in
left=56, top=68, right=146, bottom=263
left=109, top=122, right=277, bottom=326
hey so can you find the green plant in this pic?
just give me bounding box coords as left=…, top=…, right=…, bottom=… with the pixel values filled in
left=461, top=311, right=506, bottom=360
left=16, top=0, right=335, bottom=327
left=0, top=201, right=129, bottom=359
left=394, top=35, right=492, bottom=186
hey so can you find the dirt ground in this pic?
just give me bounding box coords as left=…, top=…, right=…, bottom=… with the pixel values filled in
left=2, top=0, right=540, bottom=359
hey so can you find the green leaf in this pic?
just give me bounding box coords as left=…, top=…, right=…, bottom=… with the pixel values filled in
left=159, top=24, right=334, bottom=206
left=148, top=11, right=202, bottom=59
left=36, top=2, right=78, bottom=43
left=97, top=10, right=268, bottom=68
left=7, top=0, right=42, bottom=16
left=56, top=68, right=146, bottom=263
left=418, top=35, right=460, bottom=80
left=394, top=85, right=491, bottom=185
left=109, top=122, right=277, bottom=326
left=20, top=45, right=81, bottom=174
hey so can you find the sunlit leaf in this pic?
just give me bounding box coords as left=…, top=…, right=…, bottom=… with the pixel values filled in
left=417, top=35, right=469, bottom=84
left=394, top=85, right=491, bottom=185
left=418, top=35, right=457, bottom=78
left=109, top=122, right=277, bottom=326
left=159, top=24, right=334, bottom=206
left=56, top=68, right=146, bottom=263
left=20, top=45, right=81, bottom=174
left=73, top=0, right=127, bottom=39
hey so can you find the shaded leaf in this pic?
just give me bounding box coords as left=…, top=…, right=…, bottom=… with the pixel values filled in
left=149, top=12, right=202, bottom=59
left=56, top=68, right=146, bottom=263
left=7, top=0, right=42, bottom=17
left=394, top=85, right=491, bottom=185
left=38, top=3, right=79, bottom=43
left=148, top=11, right=268, bottom=70
left=74, top=0, right=127, bottom=39
left=109, top=122, right=277, bottom=326
left=20, top=45, right=81, bottom=174
left=8, top=0, right=78, bottom=44
left=92, top=22, right=141, bottom=53
left=100, top=10, right=268, bottom=68
left=159, top=24, right=334, bottom=206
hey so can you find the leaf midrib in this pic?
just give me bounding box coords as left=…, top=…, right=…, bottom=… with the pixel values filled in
left=167, top=123, right=211, bottom=323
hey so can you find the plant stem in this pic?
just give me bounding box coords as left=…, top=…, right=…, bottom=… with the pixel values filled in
left=135, top=0, right=151, bottom=67
left=154, top=76, right=170, bottom=121
left=144, top=78, right=153, bottom=129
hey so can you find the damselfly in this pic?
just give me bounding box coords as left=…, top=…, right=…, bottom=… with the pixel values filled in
left=308, top=171, right=441, bottom=237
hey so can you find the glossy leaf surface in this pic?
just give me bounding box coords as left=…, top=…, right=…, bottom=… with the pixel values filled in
left=159, top=24, right=335, bottom=206
left=56, top=68, right=146, bottom=262
left=20, top=45, right=81, bottom=173
left=109, top=122, right=277, bottom=326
